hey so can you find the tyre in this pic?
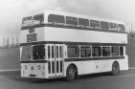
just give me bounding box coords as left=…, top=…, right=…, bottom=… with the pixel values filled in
left=66, top=65, right=77, bottom=81
left=111, top=62, right=120, bottom=75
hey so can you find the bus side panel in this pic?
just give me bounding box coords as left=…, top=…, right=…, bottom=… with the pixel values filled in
left=64, top=58, right=128, bottom=76
left=64, top=60, right=113, bottom=76
left=64, top=61, right=96, bottom=76
left=117, top=55, right=129, bottom=70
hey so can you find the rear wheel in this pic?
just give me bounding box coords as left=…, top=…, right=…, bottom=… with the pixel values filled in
left=66, top=65, right=77, bottom=81
left=112, top=62, right=120, bottom=75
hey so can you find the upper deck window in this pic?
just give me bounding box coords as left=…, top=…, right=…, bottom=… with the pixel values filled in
left=90, top=20, right=100, bottom=29
left=109, top=23, right=117, bottom=31
left=48, top=14, right=65, bottom=24
left=22, top=16, right=32, bottom=24
left=101, top=21, right=109, bottom=30
left=33, top=14, right=44, bottom=23
left=66, top=16, right=78, bottom=26
left=78, top=18, right=89, bottom=27
left=22, top=14, right=44, bottom=27
left=118, top=24, right=125, bottom=32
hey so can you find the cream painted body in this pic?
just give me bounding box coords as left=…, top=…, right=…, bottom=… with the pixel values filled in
left=21, top=56, right=128, bottom=78
left=20, top=26, right=128, bottom=79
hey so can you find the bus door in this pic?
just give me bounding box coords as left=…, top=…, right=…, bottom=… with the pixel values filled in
left=47, top=44, right=65, bottom=78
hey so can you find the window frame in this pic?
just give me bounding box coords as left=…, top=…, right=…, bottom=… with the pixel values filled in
left=78, top=18, right=89, bottom=27
left=48, top=14, right=65, bottom=24
left=101, top=21, right=109, bottom=30
left=111, top=46, right=120, bottom=57
left=32, top=44, right=45, bottom=60
left=80, top=45, right=91, bottom=58
left=66, top=16, right=78, bottom=26
left=118, top=24, right=125, bottom=32
left=67, top=45, right=79, bottom=58
left=102, top=46, right=111, bottom=57
left=92, top=46, right=102, bottom=57
left=90, top=20, right=101, bottom=29
left=109, top=23, right=118, bottom=31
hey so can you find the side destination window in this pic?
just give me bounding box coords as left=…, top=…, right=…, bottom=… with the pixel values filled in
left=68, top=45, right=79, bottom=57
left=78, top=18, right=89, bottom=27
left=66, top=16, right=78, bottom=26
left=48, top=14, right=65, bottom=24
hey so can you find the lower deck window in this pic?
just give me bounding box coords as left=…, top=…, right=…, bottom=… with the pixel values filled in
left=112, top=46, right=120, bottom=56
left=81, top=46, right=91, bottom=57
left=92, top=46, right=101, bottom=57
left=68, top=45, right=79, bottom=57
left=102, top=47, right=111, bottom=56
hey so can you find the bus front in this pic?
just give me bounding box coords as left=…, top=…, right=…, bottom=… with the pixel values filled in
left=20, top=14, right=48, bottom=79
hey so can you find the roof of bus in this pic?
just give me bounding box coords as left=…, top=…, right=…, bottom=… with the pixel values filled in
left=43, top=10, right=126, bottom=25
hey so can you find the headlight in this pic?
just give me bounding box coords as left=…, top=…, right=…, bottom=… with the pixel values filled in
left=37, top=65, right=41, bottom=70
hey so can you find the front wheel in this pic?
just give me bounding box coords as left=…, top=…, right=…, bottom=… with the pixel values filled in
left=111, top=62, right=120, bottom=75
left=66, top=65, right=77, bottom=81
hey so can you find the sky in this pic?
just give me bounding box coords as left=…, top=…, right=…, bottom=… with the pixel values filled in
left=0, top=0, right=135, bottom=37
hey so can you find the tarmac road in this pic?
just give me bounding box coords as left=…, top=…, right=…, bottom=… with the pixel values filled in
left=0, top=69, right=135, bottom=89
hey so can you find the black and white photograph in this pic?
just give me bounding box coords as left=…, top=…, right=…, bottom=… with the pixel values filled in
left=0, top=0, right=135, bottom=89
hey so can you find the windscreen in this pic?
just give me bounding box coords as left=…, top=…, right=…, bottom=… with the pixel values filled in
left=21, top=46, right=32, bottom=61
left=33, top=45, right=45, bottom=60
left=21, top=45, right=45, bottom=61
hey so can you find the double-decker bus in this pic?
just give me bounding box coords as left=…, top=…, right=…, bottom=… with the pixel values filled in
left=20, top=10, right=128, bottom=80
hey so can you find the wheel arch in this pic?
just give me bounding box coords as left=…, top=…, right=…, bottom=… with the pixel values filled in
left=112, top=61, right=120, bottom=67
left=111, top=61, right=120, bottom=75
left=66, top=63, right=78, bottom=77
